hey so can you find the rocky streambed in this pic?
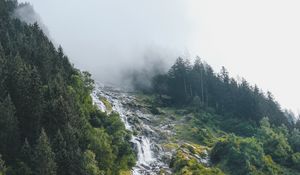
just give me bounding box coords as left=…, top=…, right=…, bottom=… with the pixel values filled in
left=92, top=84, right=210, bottom=175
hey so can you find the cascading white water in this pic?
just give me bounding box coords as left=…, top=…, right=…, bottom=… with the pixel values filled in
left=92, top=84, right=164, bottom=175
left=92, top=83, right=211, bottom=175
left=91, top=90, right=106, bottom=112
left=132, top=136, right=156, bottom=175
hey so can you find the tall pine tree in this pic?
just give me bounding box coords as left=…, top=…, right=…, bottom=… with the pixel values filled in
left=0, top=95, right=19, bottom=162
left=33, top=129, right=56, bottom=175
left=52, top=130, right=68, bottom=175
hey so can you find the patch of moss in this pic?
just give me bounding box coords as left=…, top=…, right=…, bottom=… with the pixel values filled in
left=170, top=150, right=224, bottom=175
left=181, top=143, right=207, bottom=156
left=119, top=170, right=132, bottom=175
left=162, top=143, right=179, bottom=151
left=99, top=96, right=112, bottom=112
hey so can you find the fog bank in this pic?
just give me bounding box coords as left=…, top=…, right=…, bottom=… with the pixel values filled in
left=18, top=0, right=193, bottom=87
left=13, top=3, right=50, bottom=38
left=18, top=0, right=300, bottom=114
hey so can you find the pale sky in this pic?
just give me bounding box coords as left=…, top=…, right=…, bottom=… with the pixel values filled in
left=19, top=0, right=300, bottom=114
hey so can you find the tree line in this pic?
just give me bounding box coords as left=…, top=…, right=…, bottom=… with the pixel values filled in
left=0, top=1, right=135, bottom=174
left=152, top=57, right=297, bottom=128
left=150, top=57, right=300, bottom=174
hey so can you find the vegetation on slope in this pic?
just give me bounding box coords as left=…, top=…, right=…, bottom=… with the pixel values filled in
left=145, top=57, right=300, bottom=174
left=0, top=1, right=135, bottom=174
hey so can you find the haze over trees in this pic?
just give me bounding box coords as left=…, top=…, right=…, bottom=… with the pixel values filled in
left=0, top=0, right=300, bottom=175
left=0, top=1, right=135, bottom=174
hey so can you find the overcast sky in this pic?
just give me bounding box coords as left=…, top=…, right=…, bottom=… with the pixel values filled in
left=19, top=0, right=300, bottom=114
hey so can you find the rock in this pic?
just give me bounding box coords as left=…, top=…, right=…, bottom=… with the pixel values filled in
left=94, top=85, right=172, bottom=175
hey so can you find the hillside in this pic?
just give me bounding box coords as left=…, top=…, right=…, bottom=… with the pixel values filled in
left=93, top=79, right=300, bottom=175
left=90, top=56, right=300, bottom=175
left=1, top=0, right=300, bottom=175
left=0, top=1, right=135, bottom=175
left=145, top=57, right=300, bottom=174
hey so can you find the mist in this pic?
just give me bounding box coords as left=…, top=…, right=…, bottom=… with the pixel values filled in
left=18, top=0, right=300, bottom=114
left=17, top=0, right=194, bottom=88
left=13, top=2, right=50, bottom=38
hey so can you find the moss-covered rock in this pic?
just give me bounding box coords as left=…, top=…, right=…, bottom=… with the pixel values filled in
left=99, top=96, right=113, bottom=112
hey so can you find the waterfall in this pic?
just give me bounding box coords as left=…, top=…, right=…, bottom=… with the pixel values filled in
left=91, top=83, right=211, bottom=175
left=91, top=90, right=106, bottom=112
left=92, top=84, right=166, bottom=175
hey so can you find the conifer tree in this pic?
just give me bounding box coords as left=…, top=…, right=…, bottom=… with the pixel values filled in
left=33, top=129, right=56, bottom=175
left=52, top=130, right=68, bottom=175
left=20, top=138, right=33, bottom=167
left=16, top=138, right=34, bottom=175
left=0, top=95, right=19, bottom=161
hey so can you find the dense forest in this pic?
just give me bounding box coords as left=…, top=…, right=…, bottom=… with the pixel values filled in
left=1, top=0, right=300, bottom=175
left=152, top=57, right=297, bottom=127
left=0, top=0, right=135, bottom=175
left=150, top=57, right=300, bottom=174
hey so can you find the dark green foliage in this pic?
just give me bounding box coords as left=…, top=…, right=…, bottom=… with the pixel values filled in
left=289, top=129, right=300, bottom=152
left=33, top=129, right=57, bottom=175
left=166, top=57, right=192, bottom=104
left=82, top=150, right=102, bottom=175
left=6, top=55, right=43, bottom=142
left=291, top=153, right=300, bottom=170
left=52, top=130, right=68, bottom=175
left=150, top=56, right=300, bottom=174
left=0, top=155, right=6, bottom=175
left=152, top=57, right=292, bottom=127
left=19, top=138, right=33, bottom=171
left=0, top=0, right=135, bottom=174
left=257, top=118, right=292, bottom=164
left=11, top=161, right=32, bottom=175
left=220, top=117, right=257, bottom=137
left=0, top=95, right=19, bottom=163
left=88, top=111, right=136, bottom=174
left=152, top=74, right=168, bottom=99
left=296, top=120, right=300, bottom=130
left=211, top=135, right=282, bottom=175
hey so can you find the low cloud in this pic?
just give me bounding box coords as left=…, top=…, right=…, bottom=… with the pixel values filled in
left=13, top=3, right=51, bottom=39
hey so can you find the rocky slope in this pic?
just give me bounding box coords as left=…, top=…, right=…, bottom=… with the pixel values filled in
left=92, top=84, right=210, bottom=175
